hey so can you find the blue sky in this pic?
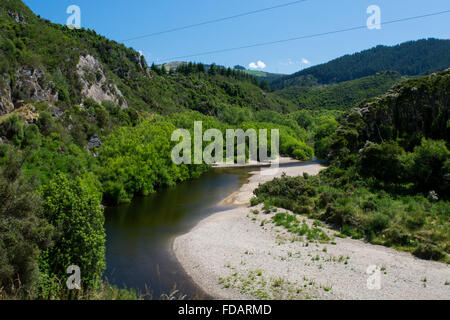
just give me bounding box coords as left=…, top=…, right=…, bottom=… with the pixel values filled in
left=23, top=0, right=450, bottom=74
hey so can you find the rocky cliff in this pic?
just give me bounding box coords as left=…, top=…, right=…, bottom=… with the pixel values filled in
left=77, top=55, right=128, bottom=109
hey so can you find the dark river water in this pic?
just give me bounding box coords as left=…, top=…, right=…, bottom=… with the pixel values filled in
left=103, top=167, right=251, bottom=299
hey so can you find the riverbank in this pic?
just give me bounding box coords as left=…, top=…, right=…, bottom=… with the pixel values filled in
left=211, top=157, right=302, bottom=169
left=173, top=162, right=450, bottom=300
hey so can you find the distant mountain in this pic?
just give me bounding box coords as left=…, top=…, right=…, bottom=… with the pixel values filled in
left=271, top=38, right=450, bottom=90
left=274, top=71, right=406, bottom=111
left=241, top=69, right=286, bottom=83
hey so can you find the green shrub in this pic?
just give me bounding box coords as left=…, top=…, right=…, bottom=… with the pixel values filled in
left=41, top=173, right=106, bottom=290
left=357, top=141, right=405, bottom=183
left=0, top=114, right=24, bottom=146
left=0, top=148, right=54, bottom=295
left=407, top=139, right=450, bottom=195
left=413, top=244, right=445, bottom=261
left=37, top=111, right=55, bottom=136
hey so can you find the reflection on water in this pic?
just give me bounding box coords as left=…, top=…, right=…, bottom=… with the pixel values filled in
left=104, top=168, right=250, bottom=299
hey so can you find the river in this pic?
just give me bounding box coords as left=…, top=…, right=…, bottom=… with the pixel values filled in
left=104, top=167, right=251, bottom=299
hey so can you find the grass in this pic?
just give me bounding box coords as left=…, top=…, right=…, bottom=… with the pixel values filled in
left=272, top=212, right=331, bottom=243
left=219, top=268, right=319, bottom=300
left=0, top=279, right=140, bottom=300
left=0, top=276, right=191, bottom=301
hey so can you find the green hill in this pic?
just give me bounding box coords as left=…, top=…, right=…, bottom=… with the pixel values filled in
left=273, top=71, right=407, bottom=111
left=253, top=69, right=450, bottom=263
left=330, top=69, right=450, bottom=159
left=0, top=0, right=296, bottom=118
left=271, top=38, right=450, bottom=90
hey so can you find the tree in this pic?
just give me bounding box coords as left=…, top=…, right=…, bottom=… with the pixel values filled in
left=160, top=64, right=167, bottom=75
left=41, top=173, right=106, bottom=290
left=407, top=139, right=450, bottom=195
left=0, top=147, right=54, bottom=295
left=196, top=63, right=206, bottom=73
left=357, top=141, right=405, bottom=183
left=0, top=114, right=24, bottom=146
left=37, top=111, right=54, bottom=137
left=259, top=79, right=270, bottom=92
left=291, top=110, right=314, bottom=129
left=208, top=63, right=217, bottom=76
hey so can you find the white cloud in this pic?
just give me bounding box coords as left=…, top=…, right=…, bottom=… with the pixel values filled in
left=249, top=60, right=266, bottom=69
left=257, top=60, right=266, bottom=69
left=301, top=58, right=310, bottom=65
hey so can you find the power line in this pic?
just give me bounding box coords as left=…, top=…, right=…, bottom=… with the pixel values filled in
left=120, top=0, right=309, bottom=42
left=160, top=9, right=450, bottom=62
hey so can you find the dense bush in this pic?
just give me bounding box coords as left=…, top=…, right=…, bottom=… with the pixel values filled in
left=0, top=148, right=54, bottom=295
left=357, top=141, right=405, bottom=183
left=98, top=117, right=209, bottom=204
left=274, top=72, right=405, bottom=111
left=0, top=114, right=24, bottom=146
left=406, top=139, right=450, bottom=195
left=254, top=169, right=450, bottom=262
left=40, top=173, right=106, bottom=290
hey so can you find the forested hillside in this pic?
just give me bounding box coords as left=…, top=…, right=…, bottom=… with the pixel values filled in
left=270, top=38, right=450, bottom=90
left=0, top=0, right=295, bottom=119
left=254, top=70, right=450, bottom=263
left=273, top=71, right=406, bottom=111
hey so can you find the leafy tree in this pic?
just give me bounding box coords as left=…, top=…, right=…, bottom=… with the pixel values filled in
left=0, top=147, right=54, bottom=295
left=259, top=79, right=270, bottom=91
left=0, top=114, right=24, bottom=146
left=40, top=173, right=106, bottom=290
left=357, top=141, right=405, bottom=183
left=160, top=64, right=167, bottom=75
left=406, top=139, right=450, bottom=195
left=208, top=63, right=217, bottom=76
left=37, top=111, right=55, bottom=137
left=290, top=110, right=314, bottom=129
left=22, top=123, right=41, bottom=148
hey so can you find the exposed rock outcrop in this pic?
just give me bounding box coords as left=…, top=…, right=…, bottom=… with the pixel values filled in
left=7, top=9, right=26, bottom=24
left=129, top=52, right=147, bottom=71
left=12, top=67, right=58, bottom=105
left=77, top=55, right=128, bottom=109
left=1, top=67, right=59, bottom=116
left=0, top=74, right=14, bottom=116
left=87, top=134, right=102, bottom=149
